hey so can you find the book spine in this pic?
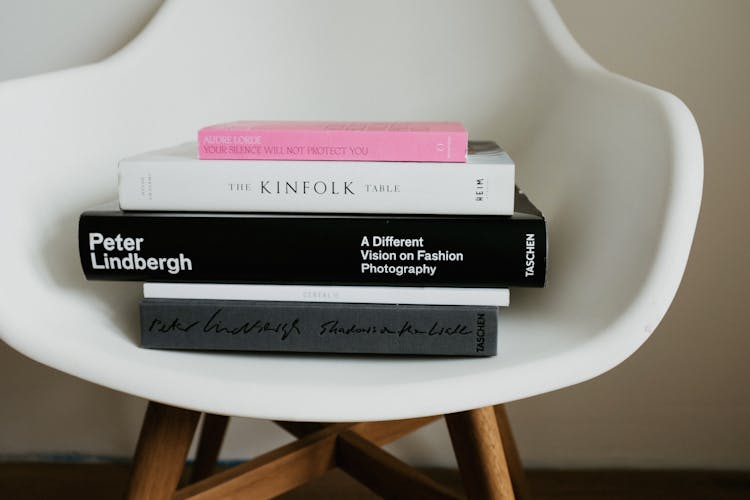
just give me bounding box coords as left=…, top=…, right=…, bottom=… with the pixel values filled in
left=117, top=160, right=513, bottom=215
left=140, top=299, right=498, bottom=356
left=79, top=212, right=546, bottom=287
left=197, top=129, right=468, bottom=162
left=143, top=283, right=510, bottom=307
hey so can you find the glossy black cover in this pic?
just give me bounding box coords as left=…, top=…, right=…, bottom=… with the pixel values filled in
left=79, top=191, right=546, bottom=287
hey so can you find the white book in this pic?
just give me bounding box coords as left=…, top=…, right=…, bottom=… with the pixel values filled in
left=118, top=141, right=515, bottom=215
left=143, top=283, right=510, bottom=307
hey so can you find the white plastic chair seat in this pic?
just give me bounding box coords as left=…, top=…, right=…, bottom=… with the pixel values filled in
left=0, top=0, right=702, bottom=422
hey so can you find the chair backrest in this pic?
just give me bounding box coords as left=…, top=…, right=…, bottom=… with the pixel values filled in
left=0, top=0, right=702, bottom=419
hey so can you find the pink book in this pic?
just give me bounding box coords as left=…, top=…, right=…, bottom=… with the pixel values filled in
left=197, top=121, right=468, bottom=162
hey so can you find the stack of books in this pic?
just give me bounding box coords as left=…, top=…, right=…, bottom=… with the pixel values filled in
left=78, top=121, right=547, bottom=356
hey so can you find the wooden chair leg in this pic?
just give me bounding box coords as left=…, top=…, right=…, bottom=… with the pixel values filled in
left=126, top=401, right=201, bottom=500
left=175, top=423, right=351, bottom=499
left=336, top=430, right=461, bottom=499
left=445, top=406, right=515, bottom=500
left=494, top=405, right=531, bottom=500
left=190, top=413, right=230, bottom=483
left=275, top=415, right=440, bottom=446
left=123, top=407, right=519, bottom=499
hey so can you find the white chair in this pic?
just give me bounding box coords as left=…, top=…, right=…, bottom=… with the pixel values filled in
left=0, top=0, right=702, bottom=498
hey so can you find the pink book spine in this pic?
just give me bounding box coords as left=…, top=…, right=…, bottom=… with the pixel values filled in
left=197, top=121, right=468, bottom=162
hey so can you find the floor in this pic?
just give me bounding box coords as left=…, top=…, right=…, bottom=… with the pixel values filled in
left=1, top=463, right=749, bottom=499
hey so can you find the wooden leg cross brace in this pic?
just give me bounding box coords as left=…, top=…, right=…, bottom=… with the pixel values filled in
left=126, top=402, right=528, bottom=500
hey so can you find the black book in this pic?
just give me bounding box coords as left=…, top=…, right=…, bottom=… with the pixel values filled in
left=79, top=189, right=546, bottom=287
left=140, top=299, right=498, bottom=356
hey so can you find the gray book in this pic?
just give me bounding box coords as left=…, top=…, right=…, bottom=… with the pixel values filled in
left=140, top=299, right=498, bottom=357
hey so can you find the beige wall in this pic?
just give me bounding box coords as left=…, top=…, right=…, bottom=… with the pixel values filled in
left=1, top=0, right=748, bottom=469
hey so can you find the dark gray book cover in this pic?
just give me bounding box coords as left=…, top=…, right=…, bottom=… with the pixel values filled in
left=140, top=299, right=498, bottom=356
